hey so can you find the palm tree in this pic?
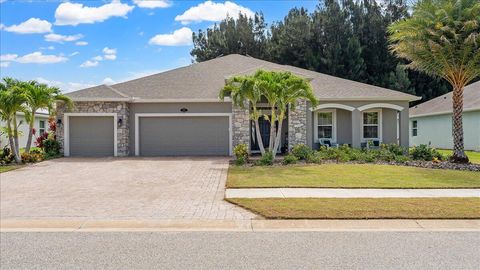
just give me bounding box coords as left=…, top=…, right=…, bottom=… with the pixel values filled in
left=220, top=70, right=317, bottom=158
left=0, top=78, right=27, bottom=163
left=388, top=0, right=480, bottom=163
left=221, top=74, right=266, bottom=154
left=22, top=80, right=73, bottom=153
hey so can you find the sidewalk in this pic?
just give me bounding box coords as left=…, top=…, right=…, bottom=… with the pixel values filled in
left=225, top=188, right=480, bottom=198
left=1, top=219, right=479, bottom=232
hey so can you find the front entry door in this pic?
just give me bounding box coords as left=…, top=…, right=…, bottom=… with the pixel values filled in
left=251, top=116, right=278, bottom=152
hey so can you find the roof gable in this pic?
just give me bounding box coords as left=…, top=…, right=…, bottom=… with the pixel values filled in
left=410, top=81, right=480, bottom=117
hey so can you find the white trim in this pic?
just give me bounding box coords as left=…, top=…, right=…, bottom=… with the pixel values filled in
left=70, top=98, right=130, bottom=102
left=315, top=96, right=421, bottom=102
left=63, top=113, right=117, bottom=157
left=410, top=108, right=480, bottom=118
left=310, top=103, right=355, bottom=112
left=357, top=103, right=404, bottom=111
left=69, top=98, right=232, bottom=103
left=134, top=113, right=233, bottom=156
left=130, top=98, right=232, bottom=103
left=313, top=109, right=337, bottom=143
left=361, top=109, right=382, bottom=142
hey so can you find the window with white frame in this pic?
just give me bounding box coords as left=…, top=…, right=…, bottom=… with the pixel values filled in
left=38, top=120, right=46, bottom=135
left=315, top=110, right=336, bottom=142
left=412, top=120, right=418, bottom=136
left=362, top=111, right=380, bottom=139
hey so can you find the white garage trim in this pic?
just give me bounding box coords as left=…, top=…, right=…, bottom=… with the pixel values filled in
left=64, top=113, right=118, bottom=157
left=357, top=103, right=404, bottom=111
left=135, top=113, right=233, bottom=156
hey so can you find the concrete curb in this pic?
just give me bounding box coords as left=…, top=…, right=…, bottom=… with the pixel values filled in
left=225, top=188, right=480, bottom=198
left=1, top=219, right=479, bottom=232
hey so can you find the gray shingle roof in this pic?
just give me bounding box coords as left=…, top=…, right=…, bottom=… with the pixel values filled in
left=410, top=81, right=480, bottom=117
left=66, top=54, right=420, bottom=101
left=66, top=85, right=128, bottom=100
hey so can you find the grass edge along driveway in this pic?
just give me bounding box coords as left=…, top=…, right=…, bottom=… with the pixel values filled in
left=227, top=198, right=480, bottom=219
left=227, top=164, right=480, bottom=189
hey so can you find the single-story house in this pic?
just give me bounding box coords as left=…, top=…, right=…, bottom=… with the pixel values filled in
left=56, top=54, right=419, bottom=157
left=410, top=81, right=480, bottom=151
left=0, top=111, right=50, bottom=149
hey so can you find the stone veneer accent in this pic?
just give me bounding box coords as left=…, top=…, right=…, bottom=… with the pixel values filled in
left=288, top=99, right=307, bottom=149
left=56, top=101, right=130, bottom=156
left=231, top=101, right=251, bottom=152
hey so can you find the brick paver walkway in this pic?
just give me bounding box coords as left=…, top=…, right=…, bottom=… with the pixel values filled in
left=1, top=157, right=255, bottom=220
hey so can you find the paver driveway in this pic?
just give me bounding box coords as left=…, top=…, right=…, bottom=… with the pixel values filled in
left=0, top=157, right=255, bottom=220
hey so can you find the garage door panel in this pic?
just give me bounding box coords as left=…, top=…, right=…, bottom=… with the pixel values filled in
left=69, top=116, right=114, bottom=156
left=139, top=116, right=229, bottom=156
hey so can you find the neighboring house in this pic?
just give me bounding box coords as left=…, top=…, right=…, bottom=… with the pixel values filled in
left=0, top=111, right=50, bottom=149
left=56, top=54, right=419, bottom=157
left=410, top=81, right=480, bottom=151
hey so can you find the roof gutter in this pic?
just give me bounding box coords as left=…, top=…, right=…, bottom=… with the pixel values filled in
left=317, top=96, right=422, bottom=102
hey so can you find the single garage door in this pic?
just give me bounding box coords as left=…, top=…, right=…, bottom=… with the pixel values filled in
left=139, top=116, right=229, bottom=156
left=69, top=116, right=114, bottom=156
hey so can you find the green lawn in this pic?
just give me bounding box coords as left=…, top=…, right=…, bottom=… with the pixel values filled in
left=0, top=165, right=23, bottom=173
left=227, top=164, right=480, bottom=188
left=227, top=198, right=480, bottom=219
left=437, top=149, right=480, bottom=164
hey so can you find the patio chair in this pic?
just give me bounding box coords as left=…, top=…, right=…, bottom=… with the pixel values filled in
left=319, top=139, right=339, bottom=149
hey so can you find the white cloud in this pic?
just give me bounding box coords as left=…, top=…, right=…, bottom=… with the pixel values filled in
left=69, top=51, right=80, bottom=56
left=4, top=52, right=68, bottom=64
left=55, top=1, right=134, bottom=26
left=102, top=47, right=117, bottom=55
left=44, top=33, right=84, bottom=43
left=36, top=77, right=95, bottom=93
left=75, top=41, right=88, bottom=46
left=133, top=0, right=171, bottom=9
left=102, top=77, right=115, bottom=85
left=103, top=54, right=117, bottom=60
left=80, top=47, right=117, bottom=67
left=0, top=62, right=10, bottom=68
left=149, top=27, right=193, bottom=46
left=0, top=54, right=18, bottom=61
left=1, top=18, right=52, bottom=34
left=79, top=60, right=99, bottom=68
left=175, top=1, right=254, bottom=25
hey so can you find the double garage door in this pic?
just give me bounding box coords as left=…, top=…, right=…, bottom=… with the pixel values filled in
left=67, top=115, right=230, bottom=156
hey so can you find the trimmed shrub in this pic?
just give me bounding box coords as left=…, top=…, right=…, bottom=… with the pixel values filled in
left=410, top=144, right=445, bottom=161
left=43, top=137, right=61, bottom=157
left=233, top=144, right=249, bottom=165
left=291, top=144, right=313, bottom=160
left=255, top=151, right=274, bottom=166
left=381, top=143, right=406, bottom=156
left=282, top=154, right=298, bottom=165
left=21, top=151, right=43, bottom=163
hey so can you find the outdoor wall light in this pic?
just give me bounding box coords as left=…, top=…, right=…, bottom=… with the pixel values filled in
left=117, top=117, right=123, bottom=127
left=180, top=108, right=188, bottom=112
left=56, top=118, right=62, bottom=126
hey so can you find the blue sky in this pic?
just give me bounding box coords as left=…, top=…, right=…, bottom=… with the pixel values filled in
left=0, top=0, right=317, bottom=92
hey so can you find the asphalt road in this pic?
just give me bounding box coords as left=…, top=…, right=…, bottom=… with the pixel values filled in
left=1, top=232, right=479, bottom=270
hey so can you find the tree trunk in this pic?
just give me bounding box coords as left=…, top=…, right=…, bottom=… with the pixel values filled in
left=6, top=118, right=18, bottom=162
left=11, top=116, right=21, bottom=163
left=25, top=111, right=35, bottom=153
left=268, top=108, right=276, bottom=151
left=451, top=85, right=469, bottom=163
left=254, top=118, right=266, bottom=155
left=272, top=115, right=284, bottom=159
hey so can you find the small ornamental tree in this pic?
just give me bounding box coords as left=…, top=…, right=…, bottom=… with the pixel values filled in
left=220, top=70, right=318, bottom=158
left=389, top=0, right=480, bottom=163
